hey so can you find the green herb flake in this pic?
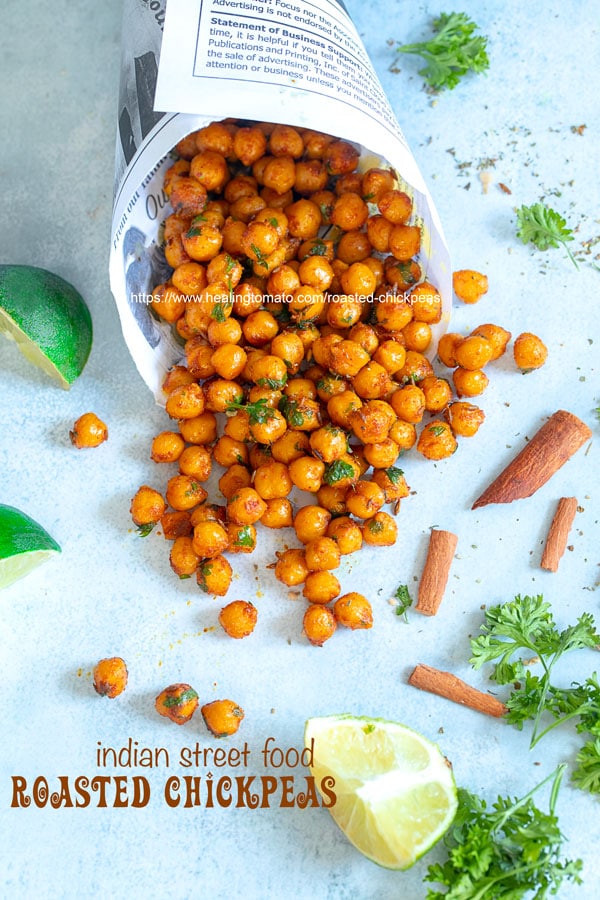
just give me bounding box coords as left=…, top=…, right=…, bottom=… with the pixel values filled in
left=137, top=523, right=155, bottom=538
left=234, top=526, right=255, bottom=548
left=516, top=202, right=578, bottom=268
left=163, top=687, right=199, bottom=708
left=393, top=584, right=413, bottom=619
left=279, top=396, right=305, bottom=427
left=323, top=459, right=355, bottom=485
left=429, top=424, right=447, bottom=436
left=256, top=375, right=287, bottom=389
left=362, top=723, right=376, bottom=734
left=250, top=243, right=269, bottom=268
left=385, top=466, right=404, bottom=484
left=227, top=398, right=276, bottom=425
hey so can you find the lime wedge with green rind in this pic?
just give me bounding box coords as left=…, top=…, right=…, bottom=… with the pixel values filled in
left=305, top=714, right=457, bottom=870
left=0, top=264, right=92, bottom=388
left=0, top=504, right=61, bottom=590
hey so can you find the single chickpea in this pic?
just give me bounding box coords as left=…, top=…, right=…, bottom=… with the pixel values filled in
left=274, top=548, right=309, bottom=586
left=156, top=683, right=199, bottom=725
left=196, top=121, right=235, bottom=156
left=170, top=535, right=200, bottom=578
left=390, top=384, right=426, bottom=424
left=190, top=503, right=226, bottom=527
left=362, top=168, right=396, bottom=203
left=169, top=177, right=207, bottom=217
left=327, top=390, right=363, bottom=429
left=224, top=409, right=250, bottom=443
left=436, top=332, right=463, bottom=368
left=303, top=604, right=336, bottom=646
left=361, top=511, right=398, bottom=546
left=373, top=339, right=406, bottom=375
left=331, top=193, right=369, bottom=231
left=417, top=421, right=458, bottom=460
left=373, top=295, right=413, bottom=332
left=250, top=409, right=287, bottom=444
left=378, top=189, right=412, bottom=224
left=293, top=505, right=331, bottom=544
left=345, top=480, right=385, bottom=519
left=201, top=699, right=245, bottom=737
left=161, top=510, right=193, bottom=541
left=218, top=464, right=251, bottom=500
left=227, top=487, right=267, bottom=525
left=303, top=571, right=341, bottom=605
left=389, top=224, right=421, bottom=261
left=402, top=320, right=433, bottom=353
left=219, top=600, right=258, bottom=638
left=397, top=350, right=434, bottom=384
left=329, top=340, right=371, bottom=378
left=333, top=592, right=373, bottom=629
left=93, top=657, right=128, bottom=698
left=260, top=498, right=294, bottom=529
left=308, top=425, right=348, bottom=463
left=262, top=156, right=296, bottom=194
left=294, top=159, right=328, bottom=194
left=271, top=429, right=310, bottom=464
left=165, top=382, right=206, bottom=419
left=453, top=269, right=489, bottom=304
left=186, top=341, right=217, bottom=380
left=326, top=516, right=363, bottom=555
left=130, top=485, right=166, bottom=528
left=150, top=431, right=185, bottom=464
left=407, top=281, right=442, bottom=324
left=204, top=379, right=244, bottom=413
left=211, top=343, right=247, bottom=380
left=304, top=536, right=341, bottom=571
left=230, top=194, right=267, bottom=222
left=363, top=438, right=400, bottom=469
left=190, top=150, right=230, bottom=193
left=453, top=335, right=494, bottom=371
left=336, top=230, right=372, bottom=264
left=182, top=223, right=223, bottom=262
left=445, top=401, right=485, bottom=437
left=388, top=419, right=417, bottom=451
left=69, top=412, right=108, bottom=449
left=243, top=309, right=280, bottom=347
left=224, top=174, right=258, bottom=204
left=513, top=332, right=548, bottom=371
left=152, top=282, right=187, bottom=321
left=470, top=323, right=511, bottom=360
left=179, top=411, right=218, bottom=445
left=366, top=215, right=394, bottom=253
left=452, top=367, right=489, bottom=398
left=172, top=262, right=208, bottom=297
left=213, top=435, right=249, bottom=469
left=350, top=399, right=396, bottom=444
left=166, top=475, right=208, bottom=511
left=233, top=127, right=267, bottom=166
left=192, top=520, right=229, bottom=558
left=352, top=361, right=393, bottom=400
left=253, top=461, right=293, bottom=499
left=371, top=467, right=410, bottom=506
left=162, top=365, right=196, bottom=394
left=197, top=555, right=233, bottom=596
left=385, top=258, right=421, bottom=291
left=420, top=375, right=453, bottom=412
left=288, top=455, right=325, bottom=493
left=315, top=373, right=349, bottom=404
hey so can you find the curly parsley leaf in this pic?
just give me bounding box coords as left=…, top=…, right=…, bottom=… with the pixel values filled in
left=425, top=766, right=583, bottom=898
left=226, top=397, right=276, bottom=425
left=393, top=584, right=413, bottom=620
left=516, top=202, right=578, bottom=268
left=395, top=12, right=489, bottom=91
left=572, top=737, right=600, bottom=794
left=323, top=458, right=355, bottom=485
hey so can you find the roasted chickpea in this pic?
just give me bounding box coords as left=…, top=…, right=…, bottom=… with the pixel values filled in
left=252, top=461, right=292, bottom=500
left=302, top=571, right=341, bottom=604
left=294, top=158, right=328, bottom=194
left=445, top=401, right=485, bottom=437
left=288, top=455, right=325, bottom=493
left=211, top=436, right=247, bottom=469
left=227, top=487, right=267, bottom=525
left=243, top=309, right=280, bottom=347
left=331, top=193, right=369, bottom=231
left=385, top=258, right=421, bottom=291
left=227, top=522, right=257, bottom=553
left=417, top=421, right=458, bottom=460
left=323, top=139, right=359, bottom=175
left=388, top=418, right=417, bottom=451
left=211, top=343, right=247, bottom=380
left=389, top=224, right=421, bottom=261
left=162, top=365, right=196, bottom=394
left=70, top=412, right=108, bottom=449
left=172, top=262, right=208, bottom=297
left=373, top=339, right=406, bottom=375
left=196, top=121, right=235, bottom=156
left=437, top=332, right=463, bottom=368
left=179, top=411, right=218, bottom=445
left=378, top=189, right=412, bottom=224
left=453, top=269, right=489, bottom=304
left=190, top=503, right=227, bottom=527
left=352, top=361, right=393, bottom=400
left=161, top=510, right=193, bottom=540
left=327, top=391, right=362, bottom=429
left=336, top=230, right=372, bottom=264
left=453, top=335, right=494, bottom=371
left=402, top=320, right=433, bottom=353
left=260, top=498, right=294, bottom=529
left=249, top=409, right=288, bottom=444
left=201, top=699, right=245, bottom=737
left=308, top=425, right=348, bottom=463
left=224, top=409, right=251, bottom=443
left=420, top=375, right=453, bottom=412
left=305, top=536, right=341, bottom=571
left=93, top=657, right=128, bottom=698
left=293, top=505, right=331, bottom=544
left=170, top=535, right=200, bottom=577
left=303, top=130, right=333, bottom=159
left=190, top=150, right=229, bottom=193
left=219, top=600, right=258, bottom=638
left=362, top=168, right=396, bottom=203
left=366, top=215, right=393, bottom=253
left=333, top=592, right=373, bottom=629
left=169, top=177, right=207, bottom=217
left=373, top=295, right=413, bottom=332
left=345, top=480, right=385, bottom=519
left=363, top=438, right=400, bottom=469
left=166, top=475, right=208, bottom=511
left=274, top=548, right=309, bottom=586
left=361, top=511, right=398, bottom=546
left=230, top=194, right=267, bottom=222
left=452, top=367, right=489, bottom=398
left=371, top=466, right=410, bottom=506
left=350, top=399, right=396, bottom=444
left=390, top=384, right=426, bottom=423
left=192, top=520, right=229, bottom=558
left=408, top=281, right=442, bottom=325
left=197, top=554, right=233, bottom=595
left=130, top=485, right=166, bottom=527
left=316, top=484, right=348, bottom=516
left=218, top=464, right=252, bottom=500
left=513, top=332, right=548, bottom=371
left=230, top=125, right=265, bottom=165
left=165, top=382, right=205, bottom=420
left=182, top=223, right=223, bottom=262
left=186, top=339, right=216, bottom=379
left=156, top=683, right=199, bottom=725
left=326, top=516, right=363, bottom=554
left=224, top=173, right=258, bottom=204
left=329, top=340, right=371, bottom=377
left=204, top=379, right=244, bottom=413
left=303, top=604, right=336, bottom=646
left=262, top=155, right=296, bottom=194
left=271, top=429, right=310, bottom=464
left=397, top=350, right=434, bottom=385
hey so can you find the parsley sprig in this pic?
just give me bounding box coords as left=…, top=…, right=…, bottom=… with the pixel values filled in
left=470, top=594, right=600, bottom=793
left=425, top=765, right=583, bottom=898
left=226, top=397, right=276, bottom=425
left=395, top=12, right=489, bottom=91
left=516, top=202, right=578, bottom=268
left=393, top=584, right=413, bottom=620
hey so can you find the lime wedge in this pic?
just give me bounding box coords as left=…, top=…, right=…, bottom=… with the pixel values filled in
left=0, top=504, right=61, bottom=589
left=0, top=265, right=93, bottom=388
left=305, top=714, right=457, bottom=870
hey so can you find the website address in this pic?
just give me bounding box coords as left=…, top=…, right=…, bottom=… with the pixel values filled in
left=132, top=291, right=440, bottom=307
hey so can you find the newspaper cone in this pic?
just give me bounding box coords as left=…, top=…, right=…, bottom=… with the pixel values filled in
left=110, top=0, right=450, bottom=399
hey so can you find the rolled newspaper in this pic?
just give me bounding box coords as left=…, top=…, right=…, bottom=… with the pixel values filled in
left=109, top=0, right=450, bottom=399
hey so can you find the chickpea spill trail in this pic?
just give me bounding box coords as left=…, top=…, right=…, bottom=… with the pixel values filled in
left=129, top=117, right=549, bottom=646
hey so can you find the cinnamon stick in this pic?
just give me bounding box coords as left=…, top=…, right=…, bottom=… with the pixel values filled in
left=472, top=410, right=591, bottom=509
left=408, top=663, right=507, bottom=718
left=540, top=497, right=578, bottom=572
left=415, top=529, right=458, bottom=616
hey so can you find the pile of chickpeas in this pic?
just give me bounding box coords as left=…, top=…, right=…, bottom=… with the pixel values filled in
left=129, top=118, right=546, bottom=647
